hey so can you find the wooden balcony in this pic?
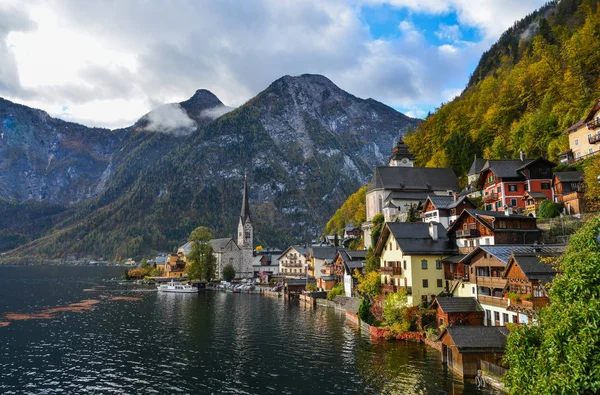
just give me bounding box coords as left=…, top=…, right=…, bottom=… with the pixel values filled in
left=477, top=276, right=506, bottom=289
left=587, top=118, right=600, bottom=130
left=589, top=133, right=600, bottom=144
left=483, top=193, right=499, bottom=203
left=456, top=228, right=480, bottom=238
left=382, top=284, right=396, bottom=293
left=382, top=267, right=402, bottom=275
left=509, top=296, right=550, bottom=310
left=477, top=295, right=508, bottom=308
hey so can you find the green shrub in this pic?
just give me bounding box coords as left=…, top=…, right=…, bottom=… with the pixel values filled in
left=383, top=290, right=408, bottom=325
left=306, top=283, right=317, bottom=292
left=537, top=200, right=563, bottom=219
left=358, top=298, right=375, bottom=325
left=327, top=284, right=344, bottom=300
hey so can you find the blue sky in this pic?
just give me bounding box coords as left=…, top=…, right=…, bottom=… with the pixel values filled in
left=0, top=0, right=547, bottom=127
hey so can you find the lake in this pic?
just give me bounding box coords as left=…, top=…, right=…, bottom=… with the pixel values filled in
left=0, top=266, right=498, bottom=394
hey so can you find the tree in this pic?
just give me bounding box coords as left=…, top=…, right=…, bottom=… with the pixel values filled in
left=503, top=216, right=600, bottom=393
left=383, top=289, right=409, bottom=325
left=327, top=283, right=344, bottom=300
left=584, top=156, right=600, bottom=212
left=370, top=214, right=385, bottom=248
left=186, top=226, right=217, bottom=281
left=537, top=200, right=563, bottom=218
left=222, top=264, right=236, bottom=282
left=364, top=248, right=380, bottom=272
left=358, top=298, right=375, bottom=324
left=254, top=245, right=263, bottom=253
left=354, top=269, right=381, bottom=298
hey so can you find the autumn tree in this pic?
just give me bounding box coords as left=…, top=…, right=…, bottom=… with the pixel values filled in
left=354, top=269, right=381, bottom=298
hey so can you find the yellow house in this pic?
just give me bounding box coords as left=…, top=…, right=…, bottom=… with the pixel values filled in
left=165, top=253, right=187, bottom=278
left=560, top=99, right=600, bottom=164
left=375, top=222, right=457, bottom=307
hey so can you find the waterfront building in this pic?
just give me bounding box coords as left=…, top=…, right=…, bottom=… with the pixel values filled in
left=503, top=252, right=560, bottom=324
left=278, top=246, right=308, bottom=277
left=422, top=195, right=476, bottom=228
left=361, top=141, right=460, bottom=249
left=308, top=246, right=338, bottom=289
left=450, top=244, right=565, bottom=326
left=440, top=326, right=509, bottom=379
left=431, top=297, right=484, bottom=327
left=164, top=253, right=187, bottom=278
left=179, top=238, right=241, bottom=280
left=477, top=156, right=555, bottom=213
left=333, top=249, right=366, bottom=297
left=375, top=222, right=456, bottom=307
left=552, top=171, right=585, bottom=215
left=559, top=99, right=600, bottom=164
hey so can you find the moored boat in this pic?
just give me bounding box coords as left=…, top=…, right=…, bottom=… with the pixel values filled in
left=157, top=281, right=198, bottom=293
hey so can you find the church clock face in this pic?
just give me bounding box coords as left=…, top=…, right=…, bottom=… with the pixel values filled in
left=402, top=158, right=408, bottom=164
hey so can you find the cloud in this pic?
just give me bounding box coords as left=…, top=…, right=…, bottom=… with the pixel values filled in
left=200, top=105, right=235, bottom=120
left=0, top=0, right=548, bottom=127
left=435, top=24, right=461, bottom=42
left=144, top=104, right=196, bottom=136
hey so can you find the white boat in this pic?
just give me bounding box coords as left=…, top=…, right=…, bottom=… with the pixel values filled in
left=157, top=281, right=198, bottom=293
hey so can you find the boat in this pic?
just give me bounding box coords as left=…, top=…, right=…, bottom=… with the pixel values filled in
left=157, top=281, right=198, bottom=293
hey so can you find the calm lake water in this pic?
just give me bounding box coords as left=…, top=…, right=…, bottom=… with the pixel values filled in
left=0, top=266, right=499, bottom=394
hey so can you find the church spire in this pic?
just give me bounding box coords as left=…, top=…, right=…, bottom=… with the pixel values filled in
left=240, top=172, right=251, bottom=224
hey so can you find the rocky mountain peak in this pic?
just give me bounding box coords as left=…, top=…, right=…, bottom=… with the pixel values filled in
left=179, top=89, right=225, bottom=119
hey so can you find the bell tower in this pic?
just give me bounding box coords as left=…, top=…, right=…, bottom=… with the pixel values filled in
left=238, top=173, right=253, bottom=250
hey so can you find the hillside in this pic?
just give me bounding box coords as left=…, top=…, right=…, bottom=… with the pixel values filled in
left=405, top=0, right=600, bottom=178
left=4, top=74, right=419, bottom=260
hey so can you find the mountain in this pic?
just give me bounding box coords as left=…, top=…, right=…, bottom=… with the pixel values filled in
left=405, top=0, right=600, bottom=177
left=4, top=74, right=419, bottom=261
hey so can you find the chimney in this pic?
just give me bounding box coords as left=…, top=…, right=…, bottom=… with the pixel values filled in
left=519, top=151, right=525, bottom=161
left=454, top=193, right=458, bottom=202
left=429, top=222, right=438, bottom=241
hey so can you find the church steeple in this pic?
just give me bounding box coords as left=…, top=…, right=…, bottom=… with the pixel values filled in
left=238, top=173, right=253, bottom=249
left=240, top=172, right=251, bottom=225
left=388, top=138, right=415, bottom=167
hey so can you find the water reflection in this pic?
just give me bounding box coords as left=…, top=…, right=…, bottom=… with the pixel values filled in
left=0, top=267, right=498, bottom=394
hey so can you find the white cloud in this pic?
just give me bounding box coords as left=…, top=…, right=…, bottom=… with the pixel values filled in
left=435, top=24, right=461, bottom=42
left=0, top=0, right=548, bottom=128
left=144, top=104, right=196, bottom=136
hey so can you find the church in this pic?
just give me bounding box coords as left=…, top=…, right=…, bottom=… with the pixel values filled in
left=179, top=175, right=255, bottom=279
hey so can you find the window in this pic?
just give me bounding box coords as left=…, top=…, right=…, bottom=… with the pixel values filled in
left=589, top=148, right=594, bottom=154
left=472, top=286, right=476, bottom=295
left=575, top=138, right=579, bottom=146
left=512, top=315, right=518, bottom=323
left=577, top=152, right=581, bottom=159
left=496, top=186, right=501, bottom=193
left=541, top=182, right=551, bottom=190
left=524, top=183, right=529, bottom=191
left=511, top=199, right=517, bottom=207
left=508, top=184, right=518, bottom=192
left=421, top=260, right=428, bottom=269
left=403, top=260, right=407, bottom=270
left=495, top=201, right=502, bottom=208
left=437, top=279, right=443, bottom=287
left=485, top=204, right=492, bottom=211
left=435, top=260, right=441, bottom=269
left=494, top=311, right=500, bottom=323
left=396, top=243, right=399, bottom=250
left=503, top=313, right=509, bottom=325
left=422, top=279, right=429, bottom=288
left=486, top=310, right=491, bottom=320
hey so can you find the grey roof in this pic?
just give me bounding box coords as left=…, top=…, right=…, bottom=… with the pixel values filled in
left=525, top=191, right=548, bottom=199
left=346, top=250, right=367, bottom=260
left=444, top=326, right=509, bottom=351
left=285, top=278, right=316, bottom=286
left=468, top=157, right=487, bottom=176
left=240, top=175, right=251, bottom=225
left=346, top=261, right=365, bottom=270
left=510, top=253, right=559, bottom=283
left=278, top=246, right=308, bottom=260
left=441, top=254, right=466, bottom=264
left=447, top=196, right=474, bottom=209
left=387, top=222, right=457, bottom=255
left=466, top=209, right=534, bottom=221
left=180, top=238, right=237, bottom=255
left=368, top=166, right=460, bottom=192
left=434, top=297, right=483, bottom=313
left=463, top=244, right=566, bottom=265
left=426, top=195, right=455, bottom=209
left=310, top=246, right=339, bottom=261
left=481, top=159, right=533, bottom=179
left=554, top=171, right=584, bottom=183
left=388, top=191, right=432, bottom=201
left=155, top=255, right=167, bottom=264
left=321, top=275, right=337, bottom=281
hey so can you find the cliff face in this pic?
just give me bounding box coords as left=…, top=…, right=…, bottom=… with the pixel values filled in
left=3, top=74, right=420, bottom=259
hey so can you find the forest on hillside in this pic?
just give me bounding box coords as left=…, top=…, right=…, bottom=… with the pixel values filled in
left=405, top=0, right=600, bottom=180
